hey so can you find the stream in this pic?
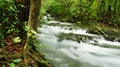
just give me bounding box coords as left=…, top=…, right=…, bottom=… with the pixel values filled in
left=37, top=16, right=120, bottom=67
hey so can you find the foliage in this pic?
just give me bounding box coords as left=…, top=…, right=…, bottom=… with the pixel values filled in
left=10, top=63, right=15, bottom=67
left=13, top=37, right=21, bottom=43
left=0, top=0, right=20, bottom=46
left=13, top=59, right=21, bottom=63
left=42, top=0, right=120, bottom=27
left=0, top=0, right=50, bottom=67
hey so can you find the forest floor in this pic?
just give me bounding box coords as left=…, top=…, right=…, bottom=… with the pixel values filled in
left=0, top=34, right=50, bottom=67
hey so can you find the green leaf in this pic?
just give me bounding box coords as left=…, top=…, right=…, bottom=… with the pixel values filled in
left=24, top=26, right=30, bottom=31
left=10, top=63, right=15, bottom=67
left=27, top=32, right=32, bottom=37
left=13, top=59, right=21, bottom=63
left=17, top=4, right=25, bottom=8
left=7, top=29, right=11, bottom=34
left=1, top=43, right=4, bottom=47
left=2, top=65, right=6, bottom=67
left=31, top=29, right=37, bottom=35
left=13, top=37, right=21, bottom=43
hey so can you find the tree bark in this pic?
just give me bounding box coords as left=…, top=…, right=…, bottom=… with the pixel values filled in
left=28, top=0, right=41, bottom=32
left=15, top=0, right=41, bottom=32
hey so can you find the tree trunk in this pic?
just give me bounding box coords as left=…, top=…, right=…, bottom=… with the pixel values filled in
left=28, top=0, right=41, bottom=32
left=15, top=0, right=41, bottom=32
left=14, top=0, right=49, bottom=67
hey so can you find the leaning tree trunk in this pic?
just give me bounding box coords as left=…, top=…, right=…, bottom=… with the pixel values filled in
left=28, top=0, right=41, bottom=32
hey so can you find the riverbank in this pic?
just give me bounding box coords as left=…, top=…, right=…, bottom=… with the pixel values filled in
left=73, top=22, right=120, bottom=42
left=44, top=15, right=120, bottom=42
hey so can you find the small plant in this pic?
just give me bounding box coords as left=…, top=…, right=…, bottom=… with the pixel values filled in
left=9, top=59, right=21, bottom=67
left=13, top=37, right=22, bottom=43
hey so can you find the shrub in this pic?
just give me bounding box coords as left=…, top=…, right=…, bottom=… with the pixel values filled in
left=0, top=0, right=19, bottom=46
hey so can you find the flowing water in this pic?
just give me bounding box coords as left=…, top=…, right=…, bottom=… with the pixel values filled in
left=37, top=16, right=120, bottom=67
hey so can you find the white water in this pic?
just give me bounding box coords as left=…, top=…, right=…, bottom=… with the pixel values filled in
left=37, top=18, right=120, bottom=67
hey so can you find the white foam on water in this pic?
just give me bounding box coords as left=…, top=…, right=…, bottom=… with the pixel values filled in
left=37, top=21, right=120, bottom=67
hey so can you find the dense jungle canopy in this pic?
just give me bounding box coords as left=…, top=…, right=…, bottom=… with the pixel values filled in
left=41, top=0, right=120, bottom=27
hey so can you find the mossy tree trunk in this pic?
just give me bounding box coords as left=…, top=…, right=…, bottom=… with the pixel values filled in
left=15, top=0, right=41, bottom=32
left=28, top=0, right=41, bottom=32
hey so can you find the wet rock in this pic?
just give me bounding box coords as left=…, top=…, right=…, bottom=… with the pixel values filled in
left=57, top=33, right=95, bottom=43
left=115, top=38, right=120, bottom=42
left=104, top=36, right=115, bottom=41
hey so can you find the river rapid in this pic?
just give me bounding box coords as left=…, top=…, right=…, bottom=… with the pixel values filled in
left=37, top=16, right=120, bottom=67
